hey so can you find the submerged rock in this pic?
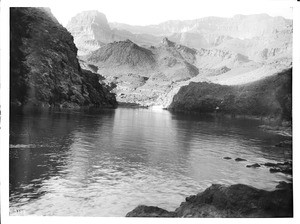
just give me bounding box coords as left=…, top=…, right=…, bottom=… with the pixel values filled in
left=264, top=162, right=279, bottom=167
left=223, top=157, right=232, bottom=160
left=270, top=167, right=292, bottom=174
left=235, top=158, right=247, bottom=162
left=246, top=163, right=261, bottom=168
left=275, top=140, right=292, bottom=147
left=262, top=161, right=292, bottom=174
left=126, top=183, right=293, bottom=217
left=276, top=181, right=292, bottom=190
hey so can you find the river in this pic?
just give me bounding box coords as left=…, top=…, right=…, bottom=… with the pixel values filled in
left=9, top=107, right=292, bottom=216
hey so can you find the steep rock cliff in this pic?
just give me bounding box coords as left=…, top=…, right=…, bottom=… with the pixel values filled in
left=10, top=7, right=117, bottom=108
left=66, top=10, right=160, bottom=55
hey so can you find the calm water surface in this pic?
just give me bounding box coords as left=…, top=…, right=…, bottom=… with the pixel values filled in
left=9, top=108, right=292, bottom=216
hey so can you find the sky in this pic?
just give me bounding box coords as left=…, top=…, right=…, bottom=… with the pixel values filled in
left=45, top=0, right=294, bottom=26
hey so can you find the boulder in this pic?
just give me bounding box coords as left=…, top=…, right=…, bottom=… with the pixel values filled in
left=263, top=162, right=279, bottom=167
left=235, top=158, right=247, bottom=162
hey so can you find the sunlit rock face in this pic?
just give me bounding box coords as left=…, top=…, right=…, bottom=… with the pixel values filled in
left=10, top=7, right=117, bottom=108
left=66, top=11, right=112, bottom=55
left=110, top=14, right=292, bottom=61
left=111, top=14, right=291, bottom=39
left=66, top=11, right=160, bottom=55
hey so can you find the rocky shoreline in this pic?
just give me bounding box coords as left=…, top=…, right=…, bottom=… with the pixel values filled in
left=126, top=159, right=293, bottom=218
left=126, top=181, right=293, bottom=218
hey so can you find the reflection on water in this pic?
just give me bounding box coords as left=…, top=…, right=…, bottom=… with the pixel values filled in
left=10, top=108, right=292, bottom=216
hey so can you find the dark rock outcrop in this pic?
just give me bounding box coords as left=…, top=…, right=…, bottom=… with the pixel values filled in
left=10, top=7, right=117, bottom=109
left=168, top=68, right=292, bottom=121
left=126, top=183, right=293, bottom=217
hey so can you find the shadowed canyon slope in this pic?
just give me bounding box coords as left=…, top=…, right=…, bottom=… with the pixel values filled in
left=169, top=68, right=292, bottom=121
left=10, top=7, right=117, bottom=109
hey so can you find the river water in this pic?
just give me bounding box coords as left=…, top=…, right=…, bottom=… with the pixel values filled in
left=9, top=108, right=292, bottom=216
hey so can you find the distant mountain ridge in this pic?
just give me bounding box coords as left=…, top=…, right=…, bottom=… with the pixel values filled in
left=66, top=11, right=160, bottom=55
left=83, top=37, right=277, bottom=106
left=67, top=11, right=292, bottom=63
left=66, top=10, right=292, bottom=110
left=110, top=14, right=292, bottom=39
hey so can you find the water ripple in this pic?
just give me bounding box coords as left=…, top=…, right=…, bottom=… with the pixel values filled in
left=9, top=108, right=292, bottom=216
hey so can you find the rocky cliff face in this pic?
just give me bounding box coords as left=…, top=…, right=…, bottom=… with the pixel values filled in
left=10, top=7, right=117, bottom=109
left=66, top=11, right=160, bottom=55
left=66, top=11, right=112, bottom=55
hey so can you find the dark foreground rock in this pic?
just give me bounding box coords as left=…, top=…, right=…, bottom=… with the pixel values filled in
left=126, top=183, right=293, bottom=217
